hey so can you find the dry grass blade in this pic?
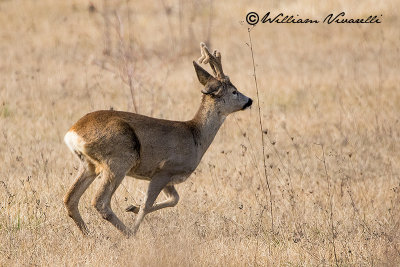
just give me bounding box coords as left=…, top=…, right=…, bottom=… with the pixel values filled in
left=247, top=27, right=274, bottom=231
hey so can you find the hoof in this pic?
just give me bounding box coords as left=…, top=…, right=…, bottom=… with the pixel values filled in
left=125, top=205, right=140, bottom=214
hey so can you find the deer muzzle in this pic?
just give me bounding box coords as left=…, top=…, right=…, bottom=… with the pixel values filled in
left=242, top=98, right=253, bottom=110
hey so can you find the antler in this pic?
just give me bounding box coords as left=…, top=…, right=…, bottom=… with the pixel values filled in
left=197, top=42, right=228, bottom=82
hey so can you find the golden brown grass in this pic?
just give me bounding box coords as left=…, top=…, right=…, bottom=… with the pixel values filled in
left=1, top=0, right=399, bottom=265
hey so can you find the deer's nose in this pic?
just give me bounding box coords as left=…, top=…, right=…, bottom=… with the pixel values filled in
left=242, top=98, right=253, bottom=110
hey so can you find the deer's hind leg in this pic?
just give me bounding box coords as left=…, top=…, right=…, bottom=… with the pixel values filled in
left=86, top=120, right=141, bottom=237
left=91, top=159, right=138, bottom=237
left=64, top=160, right=97, bottom=235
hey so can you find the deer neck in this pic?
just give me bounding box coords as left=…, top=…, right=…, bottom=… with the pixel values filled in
left=190, top=96, right=226, bottom=154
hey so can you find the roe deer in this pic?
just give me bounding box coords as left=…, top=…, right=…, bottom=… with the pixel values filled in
left=64, top=42, right=253, bottom=237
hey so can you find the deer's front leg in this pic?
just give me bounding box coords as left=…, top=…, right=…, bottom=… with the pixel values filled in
left=126, top=185, right=179, bottom=214
left=132, top=176, right=172, bottom=235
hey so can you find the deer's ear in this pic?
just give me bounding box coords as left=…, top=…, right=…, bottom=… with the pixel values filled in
left=193, top=61, right=213, bottom=86
left=201, top=79, right=223, bottom=96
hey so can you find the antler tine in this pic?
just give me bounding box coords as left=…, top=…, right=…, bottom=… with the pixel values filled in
left=213, top=50, right=222, bottom=65
left=212, top=50, right=222, bottom=77
left=197, top=42, right=226, bottom=80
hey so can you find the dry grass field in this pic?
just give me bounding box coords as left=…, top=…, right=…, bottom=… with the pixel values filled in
left=1, top=0, right=400, bottom=265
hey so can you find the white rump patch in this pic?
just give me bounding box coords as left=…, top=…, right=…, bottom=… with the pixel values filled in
left=64, top=131, right=86, bottom=154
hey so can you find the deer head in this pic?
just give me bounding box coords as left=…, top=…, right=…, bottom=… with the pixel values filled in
left=193, top=42, right=252, bottom=116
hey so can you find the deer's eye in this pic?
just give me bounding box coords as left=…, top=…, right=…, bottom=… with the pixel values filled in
left=232, top=91, right=237, bottom=95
